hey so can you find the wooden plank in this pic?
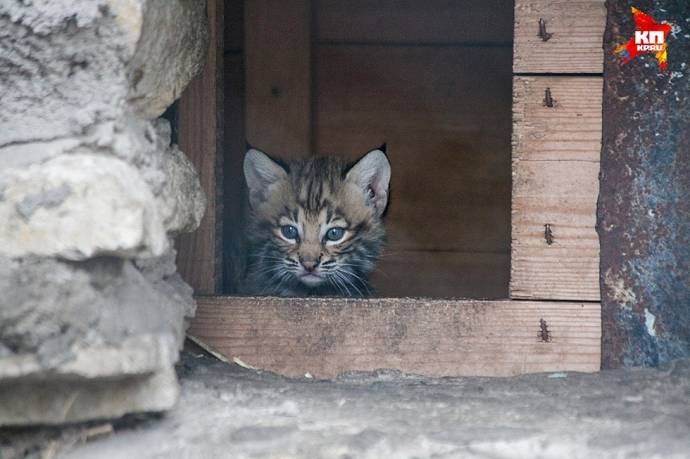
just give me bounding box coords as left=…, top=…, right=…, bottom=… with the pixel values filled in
left=511, top=76, right=600, bottom=301
left=317, top=0, right=513, bottom=45
left=176, top=0, right=223, bottom=295
left=513, top=0, right=606, bottom=73
left=188, top=296, right=601, bottom=378
left=371, top=251, right=509, bottom=299
left=512, top=77, right=602, bottom=161
left=511, top=160, right=600, bottom=301
left=316, top=46, right=512, bottom=298
left=245, top=0, right=311, bottom=158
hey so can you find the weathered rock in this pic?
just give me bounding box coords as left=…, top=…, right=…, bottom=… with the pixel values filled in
left=0, top=0, right=207, bottom=427
left=0, top=0, right=208, bottom=147
left=0, top=335, right=178, bottom=381
left=0, top=154, right=168, bottom=260
left=148, top=119, right=207, bottom=235
left=0, top=255, right=193, bottom=369
left=124, top=0, right=209, bottom=118
left=0, top=365, right=179, bottom=426
left=135, top=244, right=197, bottom=326
left=0, top=253, right=194, bottom=425
left=86, top=117, right=207, bottom=234
left=0, top=118, right=205, bottom=260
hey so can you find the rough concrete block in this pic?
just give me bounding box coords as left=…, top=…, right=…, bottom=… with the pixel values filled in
left=123, top=0, right=209, bottom=118
left=0, top=119, right=205, bottom=260
left=0, top=154, right=167, bottom=260
left=0, top=335, right=178, bottom=381
left=0, top=0, right=207, bottom=427
left=0, top=253, right=194, bottom=425
left=0, top=365, right=179, bottom=426
left=0, top=255, right=193, bottom=368
left=149, top=119, right=207, bottom=235
left=0, top=0, right=208, bottom=147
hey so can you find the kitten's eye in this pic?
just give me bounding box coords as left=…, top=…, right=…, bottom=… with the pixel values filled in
left=280, top=225, right=299, bottom=240
left=325, top=227, right=345, bottom=242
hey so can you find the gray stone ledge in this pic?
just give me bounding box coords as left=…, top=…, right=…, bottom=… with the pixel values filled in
left=0, top=334, right=177, bottom=382
left=0, top=365, right=179, bottom=426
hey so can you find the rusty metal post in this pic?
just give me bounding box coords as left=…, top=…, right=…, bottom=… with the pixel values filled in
left=599, top=1, right=690, bottom=367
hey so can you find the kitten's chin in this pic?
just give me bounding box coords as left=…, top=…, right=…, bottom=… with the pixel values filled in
left=299, top=273, right=325, bottom=287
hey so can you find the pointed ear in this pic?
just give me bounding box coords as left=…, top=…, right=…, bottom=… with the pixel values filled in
left=346, top=148, right=391, bottom=216
left=244, top=148, right=288, bottom=208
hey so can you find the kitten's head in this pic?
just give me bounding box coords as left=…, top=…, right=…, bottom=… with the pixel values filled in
left=243, top=147, right=391, bottom=296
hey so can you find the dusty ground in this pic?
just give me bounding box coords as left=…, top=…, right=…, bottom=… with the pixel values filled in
left=4, top=346, right=690, bottom=458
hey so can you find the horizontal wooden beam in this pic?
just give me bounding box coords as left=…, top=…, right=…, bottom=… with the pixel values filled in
left=189, top=296, right=601, bottom=378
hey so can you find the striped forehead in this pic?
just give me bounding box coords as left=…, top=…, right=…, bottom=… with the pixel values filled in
left=292, top=160, right=341, bottom=213
left=294, top=199, right=338, bottom=226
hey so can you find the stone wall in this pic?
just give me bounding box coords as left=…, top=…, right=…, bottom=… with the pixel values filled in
left=0, top=0, right=208, bottom=425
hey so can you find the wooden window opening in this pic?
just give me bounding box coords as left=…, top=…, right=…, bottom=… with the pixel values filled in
left=177, top=0, right=604, bottom=378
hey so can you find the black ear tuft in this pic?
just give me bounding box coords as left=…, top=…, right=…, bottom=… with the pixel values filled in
left=245, top=139, right=255, bottom=151
left=378, top=143, right=387, bottom=154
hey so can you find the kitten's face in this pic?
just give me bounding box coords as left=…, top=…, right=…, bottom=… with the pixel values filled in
left=244, top=148, right=391, bottom=296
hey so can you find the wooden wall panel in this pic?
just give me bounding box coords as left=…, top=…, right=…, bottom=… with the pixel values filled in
left=513, top=0, right=606, bottom=73
left=370, top=251, right=509, bottom=299
left=511, top=77, right=601, bottom=301
left=245, top=0, right=311, bottom=158
left=189, top=296, right=601, bottom=378
left=317, top=0, right=513, bottom=45
left=316, top=46, right=512, bottom=297
left=176, top=0, right=224, bottom=294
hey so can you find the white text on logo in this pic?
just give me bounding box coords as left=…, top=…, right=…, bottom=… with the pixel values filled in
left=635, top=31, right=665, bottom=51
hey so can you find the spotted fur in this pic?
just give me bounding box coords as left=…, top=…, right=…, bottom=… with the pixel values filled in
left=242, top=147, right=391, bottom=297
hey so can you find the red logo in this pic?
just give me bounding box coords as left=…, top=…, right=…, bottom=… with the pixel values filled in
left=615, top=7, right=672, bottom=71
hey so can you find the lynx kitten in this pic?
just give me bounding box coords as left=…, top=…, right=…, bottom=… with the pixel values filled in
left=242, top=146, right=391, bottom=296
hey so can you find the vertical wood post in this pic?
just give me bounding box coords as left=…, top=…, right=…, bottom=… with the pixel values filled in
left=510, top=0, right=604, bottom=302
left=176, top=0, right=224, bottom=294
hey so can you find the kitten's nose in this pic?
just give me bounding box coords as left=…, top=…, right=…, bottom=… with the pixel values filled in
left=300, top=258, right=319, bottom=272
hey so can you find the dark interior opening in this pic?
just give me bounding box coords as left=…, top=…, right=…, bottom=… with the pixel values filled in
left=222, top=0, right=514, bottom=298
